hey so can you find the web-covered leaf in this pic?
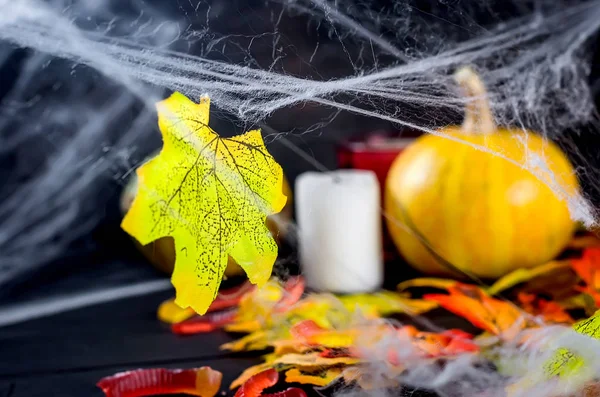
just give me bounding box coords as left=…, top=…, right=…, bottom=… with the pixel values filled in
left=122, top=92, right=287, bottom=314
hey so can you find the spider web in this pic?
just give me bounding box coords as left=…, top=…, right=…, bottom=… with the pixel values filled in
left=0, top=0, right=600, bottom=394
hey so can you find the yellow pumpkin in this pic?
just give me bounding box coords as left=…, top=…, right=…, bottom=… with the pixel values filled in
left=384, top=66, right=580, bottom=279
left=120, top=152, right=293, bottom=278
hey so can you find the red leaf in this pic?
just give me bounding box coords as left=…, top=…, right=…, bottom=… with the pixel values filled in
left=274, top=277, right=305, bottom=312
left=289, top=320, right=325, bottom=340
left=171, top=309, right=238, bottom=335
left=209, top=281, right=255, bottom=312
left=571, top=248, right=600, bottom=306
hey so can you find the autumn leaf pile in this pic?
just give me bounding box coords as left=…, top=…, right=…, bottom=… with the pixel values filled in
left=145, top=234, right=600, bottom=396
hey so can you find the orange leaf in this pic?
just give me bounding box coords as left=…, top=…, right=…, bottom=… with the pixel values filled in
left=571, top=248, right=600, bottom=291
left=413, top=329, right=479, bottom=357
left=423, top=283, right=527, bottom=338
left=517, top=293, right=574, bottom=324
left=390, top=326, right=479, bottom=360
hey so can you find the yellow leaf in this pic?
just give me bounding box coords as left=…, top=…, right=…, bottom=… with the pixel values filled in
left=397, top=278, right=457, bottom=292
left=273, top=352, right=360, bottom=367
left=284, top=367, right=342, bottom=386
left=486, top=261, right=571, bottom=296
left=157, top=298, right=196, bottom=324
left=121, top=92, right=287, bottom=314
left=272, top=340, right=313, bottom=355
left=220, top=330, right=271, bottom=352
left=339, top=291, right=438, bottom=317
left=509, top=310, right=600, bottom=397
left=306, top=330, right=358, bottom=348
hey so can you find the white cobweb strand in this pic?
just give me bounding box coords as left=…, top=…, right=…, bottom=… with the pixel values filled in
left=0, top=0, right=599, bottom=228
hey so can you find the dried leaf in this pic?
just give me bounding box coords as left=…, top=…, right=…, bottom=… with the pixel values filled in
left=566, top=234, right=600, bottom=250
left=122, top=92, right=287, bottom=315
left=517, top=293, right=574, bottom=324
left=571, top=248, right=600, bottom=287
left=286, top=320, right=358, bottom=349
left=412, top=328, right=479, bottom=357
left=272, top=340, right=313, bottom=355
left=487, top=261, right=571, bottom=296
left=171, top=308, right=238, bottom=334
left=283, top=295, right=352, bottom=330
left=397, top=278, right=457, bottom=292
left=570, top=248, right=600, bottom=307
left=158, top=298, right=196, bottom=324
left=319, top=348, right=354, bottom=358
left=423, top=284, right=528, bottom=338
left=158, top=281, right=254, bottom=325
left=339, top=291, right=438, bottom=317
left=220, top=330, right=272, bottom=353
left=559, top=293, right=597, bottom=316
left=226, top=277, right=304, bottom=333
left=273, top=352, right=360, bottom=367
left=289, top=319, right=325, bottom=339
left=284, top=368, right=342, bottom=386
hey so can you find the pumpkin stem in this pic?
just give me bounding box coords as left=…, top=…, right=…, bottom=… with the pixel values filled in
left=454, top=66, right=496, bottom=134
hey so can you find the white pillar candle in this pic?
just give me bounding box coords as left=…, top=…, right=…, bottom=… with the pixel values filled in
left=295, top=170, right=384, bottom=294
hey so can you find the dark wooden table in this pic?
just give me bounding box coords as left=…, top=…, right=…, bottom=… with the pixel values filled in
left=0, top=285, right=480, bottom=397
left=0, top=226, right=477, bottom=397
left=0, top=288, right=266, bottom=397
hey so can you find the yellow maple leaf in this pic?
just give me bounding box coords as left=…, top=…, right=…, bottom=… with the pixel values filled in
left=121, top=92, right=287, bottom=314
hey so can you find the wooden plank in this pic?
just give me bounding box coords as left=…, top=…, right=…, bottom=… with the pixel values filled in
left=0, top=357, right=262, bottom=397
left=0, top=290, right=239, bottom=377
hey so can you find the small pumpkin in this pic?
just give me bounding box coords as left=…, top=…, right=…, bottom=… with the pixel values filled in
left=384, top=66, right=580, bottom=279
left=120, top=151, right=293, bottom=278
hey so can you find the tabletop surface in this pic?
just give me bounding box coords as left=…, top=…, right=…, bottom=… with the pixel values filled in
left=0, top=287, right=267, bottom=397
left=0, top=280, right=479, bottom=397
